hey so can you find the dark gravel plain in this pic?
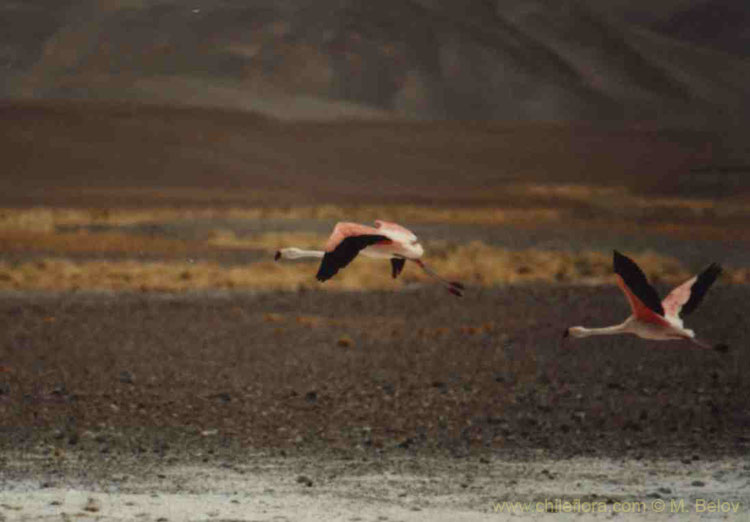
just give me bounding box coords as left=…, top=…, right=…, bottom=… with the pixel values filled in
left=1, top=284, right=747, bottom=465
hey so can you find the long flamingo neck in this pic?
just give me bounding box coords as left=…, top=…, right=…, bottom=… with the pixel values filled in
left=280, top=248, right=325, bottom=260
left=570, top=322, right=629, bottom=338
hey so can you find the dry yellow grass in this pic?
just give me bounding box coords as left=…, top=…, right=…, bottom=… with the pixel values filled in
left=506, top=183, right=724, bottom=211
left=1, top=204, right=748, bottom=292
left=0, top=257, right=383, bottom=292
left=207, top=230, right=325, bottom=250
left=3, top=184, right=745, bottom=231
left=0, top=204, right=563, bottom=231
left=1, top=245, right=746, bottom=292
left=0, top=229, right=200, bottom=255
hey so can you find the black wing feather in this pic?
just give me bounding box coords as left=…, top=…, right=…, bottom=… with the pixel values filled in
left=316, top=235, right=388, bottom=282
left=681, top=263, right=722, bottom=316
left=613, top=250, right=664, bottom=316
left=390, top=258, right=406, bottom=279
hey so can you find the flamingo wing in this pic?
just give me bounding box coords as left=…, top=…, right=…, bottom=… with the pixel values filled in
left=615, top=275, right=671, bottom=326
left=613, top=250, right=665, bottom=317
left=390, top=258, right=406, bottom=279
left=316, top=234, right=389, bottom=281
left=662, top=263, right=721, bottom=319
left=374, top=220, right=417, bottom=244
left=324, top=222, right=383, bottom=251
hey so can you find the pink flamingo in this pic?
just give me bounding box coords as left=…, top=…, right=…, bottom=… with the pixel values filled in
left=565, top=250, right=726, bottom=351
left=275, top=220, right=464, bottom=296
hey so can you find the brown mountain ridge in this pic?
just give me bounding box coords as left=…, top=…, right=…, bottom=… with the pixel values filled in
left=1, top=0, right=748, bottom=123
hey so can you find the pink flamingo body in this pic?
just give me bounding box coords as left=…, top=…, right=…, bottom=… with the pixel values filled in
left=323, top=221, right=416, bottom=259
left=275, top=220, right=463, bottom=296
left=565, top=250, right=726, bottom=351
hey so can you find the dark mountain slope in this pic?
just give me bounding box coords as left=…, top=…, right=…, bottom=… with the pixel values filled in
left=654, top=0, right=750, bottom=57
left=1, top=0, right=748, bottom=123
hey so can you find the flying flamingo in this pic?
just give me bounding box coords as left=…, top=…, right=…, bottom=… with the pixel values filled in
left=274, top=220, right=464, bottom=296
left=564, top=250, right=727, bottom=351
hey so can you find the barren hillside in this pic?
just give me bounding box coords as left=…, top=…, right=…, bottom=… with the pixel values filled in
left=1, top=0, right=748, bottom=123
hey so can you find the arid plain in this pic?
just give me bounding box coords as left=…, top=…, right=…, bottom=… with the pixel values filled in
left=1, top=100, right=749, bottom=520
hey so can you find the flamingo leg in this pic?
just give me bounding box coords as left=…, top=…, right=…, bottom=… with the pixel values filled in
left=688, top=337, right=729, bottom=352
left=413, top=259, right=464, bottom=297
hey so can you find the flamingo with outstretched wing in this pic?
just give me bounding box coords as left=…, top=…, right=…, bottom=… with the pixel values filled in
left=565, top=250, right=726, bottom=351
left=275, top=220, right=464, bottom=296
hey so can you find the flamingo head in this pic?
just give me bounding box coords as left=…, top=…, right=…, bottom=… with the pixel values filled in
left=274, top=248, right=323, bottom=260
left=565, top=327, right=587, bottom=338
left=275, top=248, right=304, bottom=260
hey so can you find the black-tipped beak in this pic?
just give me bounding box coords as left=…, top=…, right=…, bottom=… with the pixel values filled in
left=714, top=343, right=729, bottom=353
left=562, top=328, right=570, bottom=339
left=274, top=251, right=281, bottom=261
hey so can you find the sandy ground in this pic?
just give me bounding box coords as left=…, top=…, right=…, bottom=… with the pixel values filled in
left=2, top=452, right=749, bottom=521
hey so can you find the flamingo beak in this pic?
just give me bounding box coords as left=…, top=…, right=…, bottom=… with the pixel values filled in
left=562, top=328, right=570, bottom=339
left=274, top=251, right=281, bottom=261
